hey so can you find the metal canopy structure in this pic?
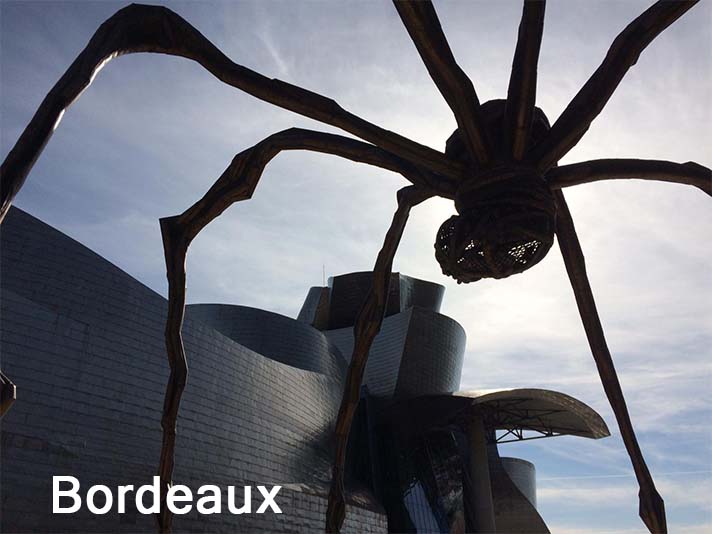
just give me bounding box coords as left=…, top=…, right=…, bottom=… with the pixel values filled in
left=382, top=388, right=610, bottom=442
left=457, top=388, right=610, bottom=442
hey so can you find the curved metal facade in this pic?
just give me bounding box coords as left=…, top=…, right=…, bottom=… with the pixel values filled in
left=324, top=271, right=445, bottom=330
left=325, top=309, right=465, bottom=399
left=501, top=457, right=537, bottom=509
left=311, top=271, right=465, bottom=400
left=0, top=208, right=385, bottom=533
left=0, top=206, right=607, bottom=534
left=186, top=303, right=346, bottom=377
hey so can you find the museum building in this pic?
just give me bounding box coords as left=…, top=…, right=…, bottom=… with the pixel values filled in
left=0, top=207, right=609, bottom=532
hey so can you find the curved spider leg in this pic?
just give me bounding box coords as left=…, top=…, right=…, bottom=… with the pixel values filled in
left=393, top=0, right=492, bottom=166
left=547, top=159, right=712, bottom=197
left=0, top=4, right=464, bottom=225
left=553, top=189, right=667, bottom=534
left=325, top=185, right=433, bottom=533
left=155, top=129, right=438, bottom=533
left=504, top=0, right=546, bottom=161
left=0, top=370, right=16, bottom=417
left=529, top=0, right=699, bottom=172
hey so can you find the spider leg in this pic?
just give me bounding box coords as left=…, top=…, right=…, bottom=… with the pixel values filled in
left=393, top=0, right=492, bottom=166
left=0, top=4, right=464, bottom=225
left=530, top=1, right=699, bottom=171
left=155, top=129, right=436, bottom=533
left=0, top=370, right=16, bottom=417
left=547, top=159, right=712, bottom=197
left=553, top=190, right=666, bottom=534
left=325, top=185, right=432, bottom=533
left=504, top=0, right=546, bottom=160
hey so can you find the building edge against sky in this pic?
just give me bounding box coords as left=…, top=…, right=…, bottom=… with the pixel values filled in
left=0, top=206, right=608, bottom=533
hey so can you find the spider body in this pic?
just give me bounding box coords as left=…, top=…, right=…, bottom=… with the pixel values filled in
left=0, top=2, right=709, bottom=534
left=436, top=99, right=557, bottom=283
left=435, top=168, right=556, bottom=283
left=444, top=99, right=552, bottom=164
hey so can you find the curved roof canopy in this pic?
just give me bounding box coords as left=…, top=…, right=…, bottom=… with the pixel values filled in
left=382, top=388, right=610, bottom=443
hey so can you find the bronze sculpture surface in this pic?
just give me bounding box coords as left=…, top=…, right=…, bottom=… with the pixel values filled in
left=0, top=2, right=709, bottom=533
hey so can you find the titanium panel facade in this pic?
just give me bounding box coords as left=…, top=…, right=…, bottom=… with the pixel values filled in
left=501, top=457, right=537, bottom=508
left=0, top=206, right=589, bottom=534
left=324, top=308, right=465, bottom=400
left=0, top=207, right=385, bottom=533
left=186, top=303, right=347, bottom=377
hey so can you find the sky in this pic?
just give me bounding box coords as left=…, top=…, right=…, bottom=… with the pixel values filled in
left=1, top=1, right=710, bottom=532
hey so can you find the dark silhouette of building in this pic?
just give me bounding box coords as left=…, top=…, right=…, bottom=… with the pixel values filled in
left=0, top=207, right=608, bottom=533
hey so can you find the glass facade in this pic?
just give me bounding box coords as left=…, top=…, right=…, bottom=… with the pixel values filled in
left=370, top=415, right=472, bottom=533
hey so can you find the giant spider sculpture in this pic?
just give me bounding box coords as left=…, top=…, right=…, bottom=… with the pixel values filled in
left=0, top=1, right=709, bottom=533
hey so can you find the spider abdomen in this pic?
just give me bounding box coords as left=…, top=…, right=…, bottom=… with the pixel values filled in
left=435, top=168, right=556, bottom=283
